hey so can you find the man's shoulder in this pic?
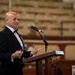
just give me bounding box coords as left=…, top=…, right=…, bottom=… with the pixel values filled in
left=0, top=28, right=8, bottom=38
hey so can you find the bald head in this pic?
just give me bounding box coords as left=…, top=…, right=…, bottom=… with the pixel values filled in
left=5, top=11, right=18, bottom=21
left=5, top=11, right=19, bottom=29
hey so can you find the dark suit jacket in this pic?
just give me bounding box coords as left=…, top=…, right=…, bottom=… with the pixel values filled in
left=0, top=27, right=30, bottom=75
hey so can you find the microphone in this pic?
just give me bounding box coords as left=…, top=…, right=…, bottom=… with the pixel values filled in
left=28, top=24, right=48, bottom=52
left=28, top=24, right=42, bottom=32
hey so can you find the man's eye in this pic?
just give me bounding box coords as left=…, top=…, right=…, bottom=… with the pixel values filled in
left=13, top=18, right=16, bottom=20
left=13, top=18, right=18, bottom=21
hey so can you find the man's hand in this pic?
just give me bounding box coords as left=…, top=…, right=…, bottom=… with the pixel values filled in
left=30, top=48, right=41, bottom=56
left=11, top=50, right=23, bottom=58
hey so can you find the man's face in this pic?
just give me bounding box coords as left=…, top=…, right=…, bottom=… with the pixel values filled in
left=6, top=12, right=19, bottom=29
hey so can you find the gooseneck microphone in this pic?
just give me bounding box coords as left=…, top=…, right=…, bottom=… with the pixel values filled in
left=28, top=24, right=48, bottom=52
left=28, top=24, right=42, bottom=32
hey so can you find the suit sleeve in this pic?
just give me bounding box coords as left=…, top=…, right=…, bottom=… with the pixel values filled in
left=22, top=50, right=31, bottom=58
left=0, top=32, right=12, bottom=63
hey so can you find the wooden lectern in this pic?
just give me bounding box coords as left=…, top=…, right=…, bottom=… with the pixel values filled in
left=23, top=50, right=64, bottom=75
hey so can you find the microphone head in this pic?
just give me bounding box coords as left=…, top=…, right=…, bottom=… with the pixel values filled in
left=28, top=24, right=39, bottom=32
left=28, top=24, right=32, bottom=27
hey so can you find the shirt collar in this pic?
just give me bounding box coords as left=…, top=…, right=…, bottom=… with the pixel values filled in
left=6, top=25, right=16, bottom=33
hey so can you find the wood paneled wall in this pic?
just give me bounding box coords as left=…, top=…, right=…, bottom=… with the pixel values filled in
left=0, top=0, right=75, bottom=37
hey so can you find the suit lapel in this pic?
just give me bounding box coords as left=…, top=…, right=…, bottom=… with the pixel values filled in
left=16, top=32, right=26, bottom=50
left=4, top=27, right=22, bottom=47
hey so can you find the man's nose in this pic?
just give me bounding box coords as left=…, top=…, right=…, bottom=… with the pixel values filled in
left=16, top=19, right=19, bottom=22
